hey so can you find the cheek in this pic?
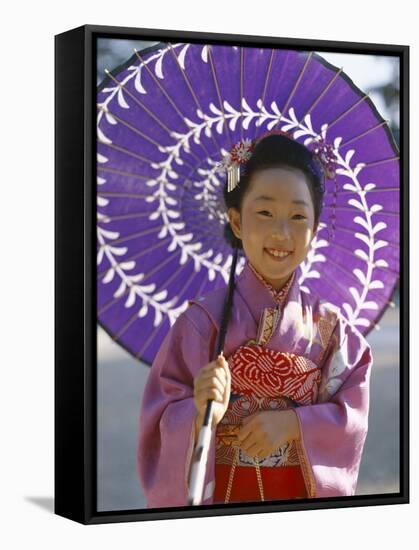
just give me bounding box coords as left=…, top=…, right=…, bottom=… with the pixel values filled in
left=296, top=225, right=314, bottom=247
left=241, top=216, right=267, bottom=244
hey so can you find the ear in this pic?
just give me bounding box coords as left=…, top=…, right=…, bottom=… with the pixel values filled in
left=311, top=220, right=319, bottom=241
left=228, top=207, right=242, bottom=240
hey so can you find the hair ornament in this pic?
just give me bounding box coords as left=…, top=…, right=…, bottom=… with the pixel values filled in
left=216, top=129, right=337, bottom=193
left=215, top=138, right=254, bottom=192
left=308, top=138, right=338, bottom=180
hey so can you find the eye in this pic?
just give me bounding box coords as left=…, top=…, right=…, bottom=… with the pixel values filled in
left=258, top=210, right=307, bottom=220
left=257, top=210, right=273, bottom=217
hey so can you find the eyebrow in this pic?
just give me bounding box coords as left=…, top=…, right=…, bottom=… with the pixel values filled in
left=253, top=195, right=310, bottom=207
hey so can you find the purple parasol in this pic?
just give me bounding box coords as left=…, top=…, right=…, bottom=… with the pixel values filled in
left=96, top=42, right=400, bottom=366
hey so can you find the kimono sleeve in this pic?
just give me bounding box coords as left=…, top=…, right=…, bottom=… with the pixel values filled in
left=136, top=307, right=218, bottom=508
left=294, top=311, right=373, bottom=498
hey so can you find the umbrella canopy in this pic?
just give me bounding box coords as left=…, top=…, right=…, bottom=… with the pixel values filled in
left=96, top=41, right=400, bottom=366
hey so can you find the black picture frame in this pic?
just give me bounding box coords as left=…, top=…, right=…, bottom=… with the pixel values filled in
left=55, top=23, right=409, bottom=525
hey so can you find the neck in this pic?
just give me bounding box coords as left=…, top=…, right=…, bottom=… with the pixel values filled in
left=248, top=262, right=295, bottom=294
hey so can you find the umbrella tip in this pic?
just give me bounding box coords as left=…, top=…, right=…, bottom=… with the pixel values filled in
left=104, top=68, right=109, bottom=74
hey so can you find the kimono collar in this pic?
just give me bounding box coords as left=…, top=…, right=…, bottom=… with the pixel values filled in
left=235, top=260, right=309, bottom=353
left=247, top=261, right=295, bottom=306
left=235, top=260, right=299, bottom=322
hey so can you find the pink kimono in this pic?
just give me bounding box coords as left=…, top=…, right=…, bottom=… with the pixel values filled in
left=137, top=261, right=373, bottom=508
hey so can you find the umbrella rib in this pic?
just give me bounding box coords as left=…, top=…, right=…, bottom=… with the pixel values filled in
left=323, top=223, right=399, bottom=249
left=325, top=93, right=371, bottom=130
left=134, top=47, right=193, bottom=120
left=132, top=47, right=218, bottom=164
left=296, top=66, right=344, bottom=125
left=323, top=204, right=399, bottom=216
left=105, top=225, right=161, bottom=246
left=311, top=267, right=393, bottom=330
left=173, top=221, right=228, bottom=252
left=104, top=70, right=176, bottom=135
left=98, top=139, right=198, bottom=185
left=321, top=251, right=396, bottom=290
left=97, top=236, right=171, bottom=279
left=178, top=211, right=226, bottom=233
left=104, top=68, right=214, bottom=163
left=275, top=51, right=314, bottom=128
left=98, top=210, right=157, bottom=222
left=240, top=47, right=244, bottom=142
left=98, top=156, right=225, bottom=197
left=97, top=104, right=201, bottom=166
left=98, top=81, right=209, bottom=164
left=328, top=266, right=397, bottom=328
left=113, top=256, right=185, bottom=340
left=309, top=265, right=354, bottom=303
left=175, top=202, right=222, bottom=225
left=97, top=192, right=149, bottom=199
left=112, top=254, right=184, bottom=341
left=339, top=120, right=392, bottom=148
left=329, top=240, right=400, bottom=276
left=207, top=46, right=234, bottom=149
left=167, top=42, right=223, bottom=156
left=98, top=104, right=165, bottom=148
left=96, top=239, right=171, bottom=315
left=308, top=267, right=397, bottom=325
left=97, top=104, right=198, bottom=156
left=362, top=155, right=400, bottom=168
left=253, top=48, right=276, bottom=142
left=97, top=166, right=151, bottom=182
left=98, top=139, right=159, bottom=165
left=98, top=247, right=180, bottom=322
left=328, top=185, right=400, bottom=195
left=98, top=160, right=212, bottom=191
left=135, top=268, right=210, bottom=360
left=98, top=190, right=149, bottom=199
left=134, top=47, right=212, bottom=144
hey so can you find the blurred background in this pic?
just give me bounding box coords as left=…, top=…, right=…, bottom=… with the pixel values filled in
left=96, top=38, right=400, bottom=511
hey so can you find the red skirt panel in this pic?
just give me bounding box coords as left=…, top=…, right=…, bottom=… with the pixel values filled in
left=213, top=463, right=307, bottom=504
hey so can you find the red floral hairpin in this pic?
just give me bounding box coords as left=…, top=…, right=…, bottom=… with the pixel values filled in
left=217, top=137, right=254, bottom=192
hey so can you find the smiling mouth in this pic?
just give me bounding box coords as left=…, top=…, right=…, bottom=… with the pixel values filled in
left=265, top=248, right=293, bottom=260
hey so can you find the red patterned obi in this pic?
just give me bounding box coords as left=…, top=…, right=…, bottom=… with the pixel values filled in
left=213, top=343, right=321, bottom=504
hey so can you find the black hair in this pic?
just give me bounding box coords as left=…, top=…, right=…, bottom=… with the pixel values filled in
left=214, top=133, right=326, bottom=359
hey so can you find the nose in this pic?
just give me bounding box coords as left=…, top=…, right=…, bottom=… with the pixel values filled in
left=271, top=219, right=290, bottom=239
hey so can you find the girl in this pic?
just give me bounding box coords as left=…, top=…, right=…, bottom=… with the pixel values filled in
left=137, top=133, right=373, bottom=507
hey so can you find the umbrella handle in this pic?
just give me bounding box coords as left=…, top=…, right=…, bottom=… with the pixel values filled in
left=187, top=399, right=214, bottom=506
left=188, top=247, right=239, bottom=505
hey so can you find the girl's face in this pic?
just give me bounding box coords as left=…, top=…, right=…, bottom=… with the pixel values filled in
left=228, top=167, right=317, bottom=290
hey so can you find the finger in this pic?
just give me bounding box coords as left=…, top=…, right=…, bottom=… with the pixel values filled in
left=257, top=448, right=271, bottom=460
left=239, top=413, right=257, bottom=431
left=199, top=387, right=224, bottom=403
left=201, top=360, right=218, bottom=373
left=198, top=370, right=227, bottom=395
left=217, top=354, right=230, bottom=371
left=194, top=381, right=222, bottom=400
left=205, top=375, right=225, bottom=397
left=243, top=441, right=262, bottom=458
left=199, top=361, right=227, bottom=388
left=217, top=356, right=230, bottom=386
left=204, top=365, right=228, bottom=386
left=237, top=428, right=254, bottom=447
